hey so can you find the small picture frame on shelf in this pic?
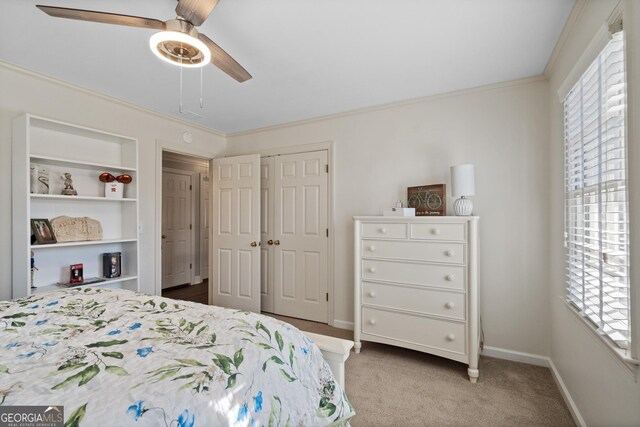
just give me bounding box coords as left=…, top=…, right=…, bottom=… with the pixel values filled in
left=30, top=218, right=57, bottom=244
left=70, top=263, right=84, bottom=284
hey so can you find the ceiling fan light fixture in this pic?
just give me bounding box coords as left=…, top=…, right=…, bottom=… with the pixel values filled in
left=149, top=30, right=211, bottom=68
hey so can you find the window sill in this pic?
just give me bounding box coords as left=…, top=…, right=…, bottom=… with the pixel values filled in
left=562, top=297, right=639, bottom=378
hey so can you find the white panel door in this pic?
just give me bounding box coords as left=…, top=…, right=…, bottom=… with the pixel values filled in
left=200, top=174, right=210, bottom=280
left=210, top=154, right=261, bottom=312
left=162, top=171, right=192, bottom=289
left=274, top=151, right=328, bottom=322
left=260, top=157, right=275, bottom=313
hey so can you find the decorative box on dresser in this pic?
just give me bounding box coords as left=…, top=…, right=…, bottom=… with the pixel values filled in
left=353, top=216, right=480, bottom=382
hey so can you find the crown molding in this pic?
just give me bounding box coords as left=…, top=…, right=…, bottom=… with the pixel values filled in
left=1, top=60, right=549, bottom=142
left=227, top=75, right=547, bottom=138
left=544, top=0, right=588, bottom=77
left=0, top=60, right=226, bottom=139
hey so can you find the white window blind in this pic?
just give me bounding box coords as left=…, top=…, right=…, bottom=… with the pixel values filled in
left=564, top=30, right=630, bottom=350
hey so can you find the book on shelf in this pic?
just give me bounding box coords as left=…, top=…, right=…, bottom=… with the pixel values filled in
left=56, top=277, right=106, bottom=287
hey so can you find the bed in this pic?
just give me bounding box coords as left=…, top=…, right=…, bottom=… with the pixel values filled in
left=0, top=287, right=355, bottom=426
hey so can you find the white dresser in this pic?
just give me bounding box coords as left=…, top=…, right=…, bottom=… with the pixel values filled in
left=353, top=216, right=480, bottom=382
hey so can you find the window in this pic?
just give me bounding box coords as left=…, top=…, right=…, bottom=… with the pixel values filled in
left=564, top=30, right=630, bottom=350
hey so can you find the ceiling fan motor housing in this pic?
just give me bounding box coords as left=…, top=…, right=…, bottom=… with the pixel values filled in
left=150, top=19, right=209, bottom=67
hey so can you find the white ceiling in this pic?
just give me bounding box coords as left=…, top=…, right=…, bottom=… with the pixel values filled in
left=1, top=0, right=574, bottom=134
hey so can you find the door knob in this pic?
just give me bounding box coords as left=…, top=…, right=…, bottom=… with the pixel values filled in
left=250, top=241, right=258, bottom=247
left=274, top=240, right=280, bottom=245
left=162, top=235, right=167, bottom=239
left=267, top=240, right=274, bottom=245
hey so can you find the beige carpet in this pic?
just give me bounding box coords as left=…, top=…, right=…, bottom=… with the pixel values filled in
left=266, top=314, right=575, bottom=427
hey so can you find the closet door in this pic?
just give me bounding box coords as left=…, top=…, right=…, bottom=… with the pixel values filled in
left=260, top=157, right=275, bottom=313
left=273, top=151, right=328, bottom=322
left=210, top=154, right=261, bottom=312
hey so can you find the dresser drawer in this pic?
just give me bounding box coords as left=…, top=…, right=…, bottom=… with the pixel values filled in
left=362, top=281, right=465, bottom=320
left=362, top=240, right=464, bottom=264
left=361, top=259, right=465, bottom=290
left=362, top=307, right=466, bottom=355
left=362, top=223, right=407, bottom=239
left=410, top=223, right=466, bottom=241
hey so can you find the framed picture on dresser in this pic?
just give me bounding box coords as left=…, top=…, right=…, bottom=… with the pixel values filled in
left=407, top=184, right=446, bottom=216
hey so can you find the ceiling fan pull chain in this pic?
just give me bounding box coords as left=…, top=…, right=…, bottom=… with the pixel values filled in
left=200, top=66, right=204, bottom=109
left=179, top=62, right=184, bottom=114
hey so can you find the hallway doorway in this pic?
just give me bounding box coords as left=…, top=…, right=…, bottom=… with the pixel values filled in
left=160, top=150, right=210, bottom=304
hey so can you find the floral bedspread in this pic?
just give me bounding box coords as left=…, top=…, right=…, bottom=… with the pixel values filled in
left=0, top=288, right=354, bottom=426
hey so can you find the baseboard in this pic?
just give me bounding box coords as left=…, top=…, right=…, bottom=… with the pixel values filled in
left=193, top=276, right=202, bottom=285
left=332, top=320, right=354, bottom=331
left=481, top=346, right=550, bottom=367
left=548, top=358, right=586, bottom=427
left=482, top=346, right=586, bottom=426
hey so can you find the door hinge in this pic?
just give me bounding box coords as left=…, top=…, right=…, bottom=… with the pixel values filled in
left=190, top=184, right=193, bottom=190
left=190, top=224, right=192, bottom=230
left=190, top=263, right=192, bottom=269
left=325, top=164, right=329, bottom=173
left=326, top=293, right=329, bottom=302
left=326, top=228, right=329, bottom=237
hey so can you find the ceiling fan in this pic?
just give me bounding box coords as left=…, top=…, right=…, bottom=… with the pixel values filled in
left=36, top=0, right=252, bottom=82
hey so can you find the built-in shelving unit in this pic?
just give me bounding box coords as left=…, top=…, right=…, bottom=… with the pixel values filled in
left=12, top=114, right=139, bottom=298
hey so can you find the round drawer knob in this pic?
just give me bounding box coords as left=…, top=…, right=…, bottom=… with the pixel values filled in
left=446, top=333, right=455, bottom=341
left=379, top=228, right=387, bottom=234
left=368, top=319, right=376, bottom=326
left=431, top=228, right=440, bottom=235
left=445, top=250, right=455, bottom=257
left=445, top=302, right=455, bottom=309
left=369, top=245, right=376, bottom=252
left=368, top=267, right=376, bottom=273
left=368, top=290, right=377, bottom=298
left=445, top=274, right=455, bottom=282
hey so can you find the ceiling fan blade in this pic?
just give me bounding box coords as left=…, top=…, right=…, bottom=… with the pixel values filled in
left=198, top=34, right=252, bottom=82
left=176, top=0, right=220, bottom=27
left=36, top=5, right=165, bottom=30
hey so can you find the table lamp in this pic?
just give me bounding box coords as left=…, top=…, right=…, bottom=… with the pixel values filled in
left=450, top=164, right=475, bottom=216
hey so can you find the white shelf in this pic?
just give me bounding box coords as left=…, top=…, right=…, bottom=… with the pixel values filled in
left=30, top=154, right=136, bottom=172
left=32, top=275, right=139, bottom=294
left=31, top=194, right=137, bottom=202
left=31, top=238, right=137, bottom=250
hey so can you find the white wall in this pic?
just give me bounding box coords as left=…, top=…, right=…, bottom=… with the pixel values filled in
left=546, top=1, right=640, bottom=425
left=0, top=62, right=226, bottom=300
left=227, top=78, right=552, bottom=356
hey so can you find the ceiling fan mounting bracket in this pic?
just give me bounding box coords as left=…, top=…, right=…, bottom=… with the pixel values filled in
left=165, top=19, right=198, bottom=38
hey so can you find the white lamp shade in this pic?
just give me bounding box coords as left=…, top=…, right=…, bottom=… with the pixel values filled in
left=450, top=164, right=475, bottom=197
